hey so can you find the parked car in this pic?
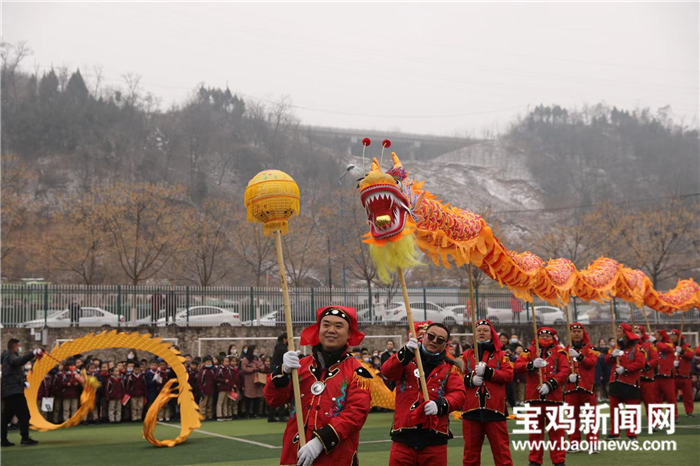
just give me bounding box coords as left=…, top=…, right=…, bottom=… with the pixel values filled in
left=155, top=306, right=241, bottom=327
left=485, top=306, right=542, bottom=325
left=382, top=301, right=461, bottom=326
left=22, top=307, right=125, bottom=328
left=242, top=310, right=279, bottom=327
left=533, top=306, right=567, bottom=325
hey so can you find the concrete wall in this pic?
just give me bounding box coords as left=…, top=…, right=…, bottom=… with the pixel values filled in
left=2, top=322, right=698, bottom=362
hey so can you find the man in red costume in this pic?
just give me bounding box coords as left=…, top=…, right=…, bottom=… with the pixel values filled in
left=382, top=322, right=466, bottom=466
left=461, top=319, right=514, bottom=466
left=514, top=327, right=570, bottom=466
left=264, top=306, right=371, bottom=466
left=653, top=329, right=677, bottom=420
left=633, top=325, right=659, bottom=419
left=605, top=323, right=645, bottom=441
left=669, top=329, right=695, bottom=418
left=563, top=323, right=599, bottom=453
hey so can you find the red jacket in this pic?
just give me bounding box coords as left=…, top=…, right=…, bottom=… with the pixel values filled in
left=215, top=366, right=235, bottom=392
left=639, top=341, right=659, bottom=382
left=60, top=371, right=82, bottom=399
left=605, top=341, right=645, bottom=389
left=38, top=373, right=55, bottom=399
left=105, top=375, right=124, bottom=401
left=187, top=366, right=198, bottom=396
left=124, top=372, right=147, bottom=398
left=675, top=343, right=694, bottom=378
left=382, top=347, right=466, bottom=438
left=514, top=344, right=570, bottom=404
left=198, top=366, right=216, bottom=396
left=265, top=347, right=371, bottom=466
left=461, top=346, right=513, bottom=421
left=655, top=341, right=676, bottom=378
left=564, top=343, right=599, bottom=395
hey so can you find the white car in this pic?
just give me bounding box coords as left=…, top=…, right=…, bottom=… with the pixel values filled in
left=242, top=310, right=278, bottom=327
left=156, top=306, right=241, bottom=327
left=383, top=301, right=461, bottom=326
left=22, top=307, right=125, bottom=328
left=534, top=306, right=567, bottom=325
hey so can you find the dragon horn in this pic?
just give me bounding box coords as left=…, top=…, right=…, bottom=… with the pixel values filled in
left=371, top=157, right=382, bottom=173
left=391, top=152, right=403, bottom=170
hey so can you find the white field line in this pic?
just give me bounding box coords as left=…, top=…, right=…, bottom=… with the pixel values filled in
left=157, top=422, right=281, bottom=449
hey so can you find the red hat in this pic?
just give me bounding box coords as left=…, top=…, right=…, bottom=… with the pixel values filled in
left=300, top=306, right=365, bottom=347
left=669, top=329, right=685, bottom=344
left=657, top=329, right=670, bottom=343
left=410, top=321, right=433, bottom=339
left=633, top=324, right=648, bottom=342
left=618, top=323, right=639, bottom=341
left=570, top=322, right=590, bottom=345
left=476, top=319, right=502, bottom=351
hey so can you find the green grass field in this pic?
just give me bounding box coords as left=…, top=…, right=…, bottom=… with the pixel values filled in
left=2, top=403, right=698, bottom=465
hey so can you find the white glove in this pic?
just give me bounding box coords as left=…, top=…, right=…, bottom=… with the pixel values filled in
left=297, top=437, right=323, bottom=466
left=32, top=348, right=44, bottom=357
left=648, top=336, right=656, bottom=343
left=283, top=351, right=301, bottom=374
left=475, top=363, right=486, bottom=376
left=406, top=337, right=419, bottom=353
left=539, top=384, right=550, bottom=395
left=424, top=400, right=438, bottom=416
left=533, top=358, right=548, bottom=368
left=154, top=374, right=162, bottom=384
left=612, top=349, right=624, bottom=358
left=615, top=366, right=625, bottom=375
left=675, top=346, right=682, bottom=355
left=568, top=349, right=580, bottom=358
left=25, top=381, right=30, bottom=388
left=569, top=374, right=578, bottom=383
left=472, top=375, right=484, bottom=386
left=673, top=360, right=680, bottom=367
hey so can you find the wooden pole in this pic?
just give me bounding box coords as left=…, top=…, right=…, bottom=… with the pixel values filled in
left=274, top=231, right=306, bottom=447
left=397, top=267, right=431, bottom=402
left=467, top=264, right=478, bottom=351
left=642, top=304, right=652, bottom=334
left=610, top=299, right=619, bottom=365
left=530, top=300, right=543, bottom=386
left=630, top=303, right=636, bottom=326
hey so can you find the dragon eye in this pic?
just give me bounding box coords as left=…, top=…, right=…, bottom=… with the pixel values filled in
left=394, top=178, right=402, bottom=188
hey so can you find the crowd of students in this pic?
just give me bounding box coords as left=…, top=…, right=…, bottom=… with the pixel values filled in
left=33, top=342, right=283, bottom=424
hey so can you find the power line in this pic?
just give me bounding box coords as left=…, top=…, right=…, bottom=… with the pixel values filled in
left=491, top=192, right=700, bottom=215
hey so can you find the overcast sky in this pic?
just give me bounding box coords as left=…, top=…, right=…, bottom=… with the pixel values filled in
left=3, top=2, right=698, bottom=136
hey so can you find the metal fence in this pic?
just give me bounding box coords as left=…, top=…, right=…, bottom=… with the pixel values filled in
left=1, top=283, right=698, bottom=328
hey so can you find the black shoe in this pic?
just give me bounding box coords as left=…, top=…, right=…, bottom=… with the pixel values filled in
left=528, top=463, right=541, bottom=466
left=267, top=418, right=277, bottom=423
left=686, top=413, right=695, bottom=418
left=606, top=434, right=620, bottom=440
left=1, top=440, right=15, bottom=447
left=628, top=436, right=638, bottom=442
left=21, top=438, right=38, bottom=446
left=278, top=416, right=289, bottom=422
left=554, top=463, right=566, bottom=466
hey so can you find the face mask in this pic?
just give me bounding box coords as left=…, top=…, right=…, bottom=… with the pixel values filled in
left=231, top=350, right=237, bottom=356
left=253, top=352, right=258, bottom=357
left=69, top=366, right=76, bottom=371
left=421, top=343, right=442, bottom=357
left=127, top=354, right=134, bottom=360
left=478, top=339, right=491, bottom=345
left=373, top=353, right=379, bottom=357
left=127, top=368, right=133, bottom=372
left=17, top=347, right=22, bottom=355
left=24, top=364, right=32, bottom=370
left=242, top=349, right=247, bottom=354
left=511, top=338, right=518, bottom=344
left=205, top=364, right=212, bottom=368
left=363, top=357, right=371, bottom=362
left=538, top=339, right=554, bottom=348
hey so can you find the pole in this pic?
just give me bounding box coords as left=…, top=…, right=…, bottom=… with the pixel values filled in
left=630, top=302, right=636, bottom=326
left=530, top=299, right=543, bottom=387
left=610, top=299, right=619, bottom=366
left=564, top=304, right=575, bottom=377
left=397, top=267, right=430, bottom=402
left=642, top=304, right=652, bottom=335
left=274, top=230, right=306, bottom=447
left=467, top=264, right=478, bottom=350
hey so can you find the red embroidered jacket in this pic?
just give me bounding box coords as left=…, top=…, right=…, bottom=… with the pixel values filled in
left=198, top=366, right=216, bottom=396
left=564, top=344, right=599, bottom=395
left=655, top=341, right=675, bottom=378
left=605, top=342, right=645, bottom=387
left=264, top=347, right=371, bottom=466
left=514, top=345, right=570, bottom=404
left=639, top=341, right=659, bottom=382
left=382, top=347, right=466, bottom=438
left=461, top=346, right=513, bottom=421
left=675, top=343, right=694, bottom=378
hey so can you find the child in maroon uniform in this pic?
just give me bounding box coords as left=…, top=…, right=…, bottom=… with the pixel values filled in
left=98, top=362, right=111, bottom=422
left=229, top=357, right=241, bottom=418
left=105, top=367, right=124, bottom=423
left=155, top=360, right=170, bottom=421
left=215, top=356, right=235, bottom=421
left=198, top=355, right=216, bottom=420
left=124, top=361, right=147, bottom=422
left=60, top=359, right=82, bottom=422
left=38, top=367, right=57, bottom=422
